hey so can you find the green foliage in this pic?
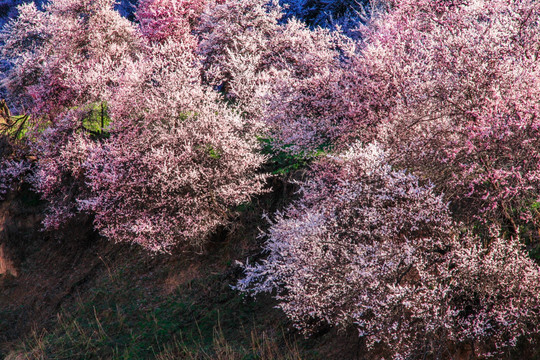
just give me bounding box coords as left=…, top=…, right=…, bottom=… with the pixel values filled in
left=259, top=137, right=328, bottom=175
left=0, top=101, right=111, bottom=143
left=4, top=261, right=317, bottom=360
left=235, top=201, right=255, bottom=213
left=3, top=115, right=30, bottom=140
left=207, top=145, right=221, bottom=160
left=178, top=111, right=196, bottom=122
left=81, top=102, right=110, bottom=136
left=0, top=100, right=30, bottom=141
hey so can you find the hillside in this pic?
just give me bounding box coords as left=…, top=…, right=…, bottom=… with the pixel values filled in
left=3, top=0, right=540, bottom=359
left=0, top=182, right=371, bottom=360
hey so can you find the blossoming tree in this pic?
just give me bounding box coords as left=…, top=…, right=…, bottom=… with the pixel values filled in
left=197, top=0, right=355, bottom=155
left=356, top=0, right=540, bottom=234
left=238, top=143, right=540, bottom=358
left=78, top=39, right=268, bottom=252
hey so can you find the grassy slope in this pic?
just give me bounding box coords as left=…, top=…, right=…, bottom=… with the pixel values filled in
left=0, top=182, right=362, bottom=360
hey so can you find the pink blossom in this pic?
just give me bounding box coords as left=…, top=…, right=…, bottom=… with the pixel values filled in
left=238, top=143, right=540, bottom=358
left=356, top=0, right=540, bottom=233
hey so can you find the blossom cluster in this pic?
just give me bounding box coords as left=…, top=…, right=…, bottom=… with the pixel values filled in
left=357, top=0, right=540, bottom=232
left=238, top=143, right=540, bottom=358
left=0, top=0, right=268, bottom=249
left=197, top=0, right=357, bottom=154
left=0, top=158, right=30, bottom=200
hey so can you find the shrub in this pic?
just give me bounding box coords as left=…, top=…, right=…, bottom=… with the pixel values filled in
left=1, top=0, right=140, bottom=119
left=0, top=0, right=269, bottom=250
left=29, top=112, right=95, bottom=229
left=238, top=143, right=540, bottom=358
left=197, top=0, right=353, bottom=156
left=356, top=0, right=540, bottom=234
left=0, top=0, right=141, bottom=228
left=78, top=40, right=269, bottom=252
left=0, top=159, right=30, bottom=200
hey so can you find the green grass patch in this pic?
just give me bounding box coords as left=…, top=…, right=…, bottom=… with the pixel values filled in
left=5, top=259, right=319, bottom=360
